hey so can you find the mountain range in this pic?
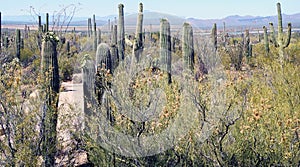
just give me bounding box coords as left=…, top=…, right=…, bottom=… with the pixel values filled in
left=2, top=10, right=300, bottom=29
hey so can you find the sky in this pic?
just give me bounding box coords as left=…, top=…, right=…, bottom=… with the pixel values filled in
left=1, top=0, right=300, bottom=19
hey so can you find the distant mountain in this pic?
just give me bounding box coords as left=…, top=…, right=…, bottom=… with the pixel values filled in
left=187, top=13, right=300, bottom=29
left=2, top=11, right=300, bottom=29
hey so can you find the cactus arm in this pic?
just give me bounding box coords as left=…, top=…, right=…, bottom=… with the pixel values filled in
left=269, top=22, right=279, bottom=47
left=284, top=23, right=291, bottom=48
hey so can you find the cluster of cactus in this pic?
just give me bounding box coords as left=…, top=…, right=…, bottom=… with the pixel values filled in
left=40, top=32, right=60, bottom=166
left=118, top=4, right=125, bottom=60
left=159, top=18, right=172, bottom=83
left=182, top=22, right=194, bottom=72
left=133, top=3, right=144, bottom=62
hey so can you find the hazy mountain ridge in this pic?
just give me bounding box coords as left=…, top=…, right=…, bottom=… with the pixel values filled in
left=2, top=11, right=300, bottom=28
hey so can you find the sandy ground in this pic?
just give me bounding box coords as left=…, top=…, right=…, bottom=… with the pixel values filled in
left=56, top=78, right=87, bottom=165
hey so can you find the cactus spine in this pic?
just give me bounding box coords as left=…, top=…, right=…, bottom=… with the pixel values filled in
left=263, top=26, right=269, bottom=54
left=182, top=22, right=194, bottom=72
left=212, top=23, right=217, bottom=51
left=16, top=29, right=21, bottom=59
left=133, top=3, right=144, bottom=62
left=118, top=4, right=125, bottom=60
left=40, top=32, right=59, bottom=166
left=159, top=18, right=172, bottom=84
left=269, top=2, right=292, bottom=61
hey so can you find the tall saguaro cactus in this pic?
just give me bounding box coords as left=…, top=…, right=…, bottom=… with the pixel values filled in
left=82, top=55, right=95, bottom=118
left=16, top=29, right=21, bottom=59
left=95, top=43, right=112, bottom=105
left=87, top=18, right=92, bottom=38
left=244, top=29, right=251, bottom=57
left=269, top=2, right=292, bottom=61
left=40, top=32, right=59, bottom=166
left=93, top=14, right=97, bottom=51
left=133, top=3, right=144, bottom=62
left=118, top=4, right=125, bottom=60
left=111, top=25, right=119, bottom=71
left=182, top=22, right=194, bottom=72
left=160, top=18, right=172, bottom=84
left=211, top=23, right=217, bottom=51
left=46, top=13, right=49, bottom=32
left=263, top=26, right=270, bottom=54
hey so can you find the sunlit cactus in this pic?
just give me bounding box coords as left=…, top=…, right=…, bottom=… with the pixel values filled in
left=40, top=32, right=60, bottom=166
left=269, top=2, right=292, bottom=61
left=159, top=18, right=172, bottom=84
left=182, top=22, right=194, bottom=72
left=118, top=3, right=125, bottom=60
left=263, top=26, right=270, bottom=54
left=133, top=3, right=144, bottom=62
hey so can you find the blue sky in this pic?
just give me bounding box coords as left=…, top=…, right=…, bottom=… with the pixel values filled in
left=1, top=0, right=299, bottom=19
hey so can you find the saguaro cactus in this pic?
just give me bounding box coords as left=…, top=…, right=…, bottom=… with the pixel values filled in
left=16, top=29, right=21, bottom=59
left=46, top=13, right=49, bottom=32
left=182, top=22, right=194, bottom=72
left=133, top=3, right=144, bottom=62
left=97, top=28, right=101, bottom=44
left=263, top=26, right=270, bottom=54
left=82, top=55, right=95, bottom=118
left=244, top=29, right=251, bottom=57
left=95, top=43, right=112, bottom=105
left=93, top=14, right=97, bottom=51
left=40, top=32, right=59, bottom=166
left=110, top=25, right=119, bottom=71
left=269, top=2, right=292, bottom=61
left=87, top=18, right=92, bottom=38
left=211, top=23, right=217, bottom=51
left=118, top=4, right=125, bottom=60
left=159, top=18, right=172, bottom=84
